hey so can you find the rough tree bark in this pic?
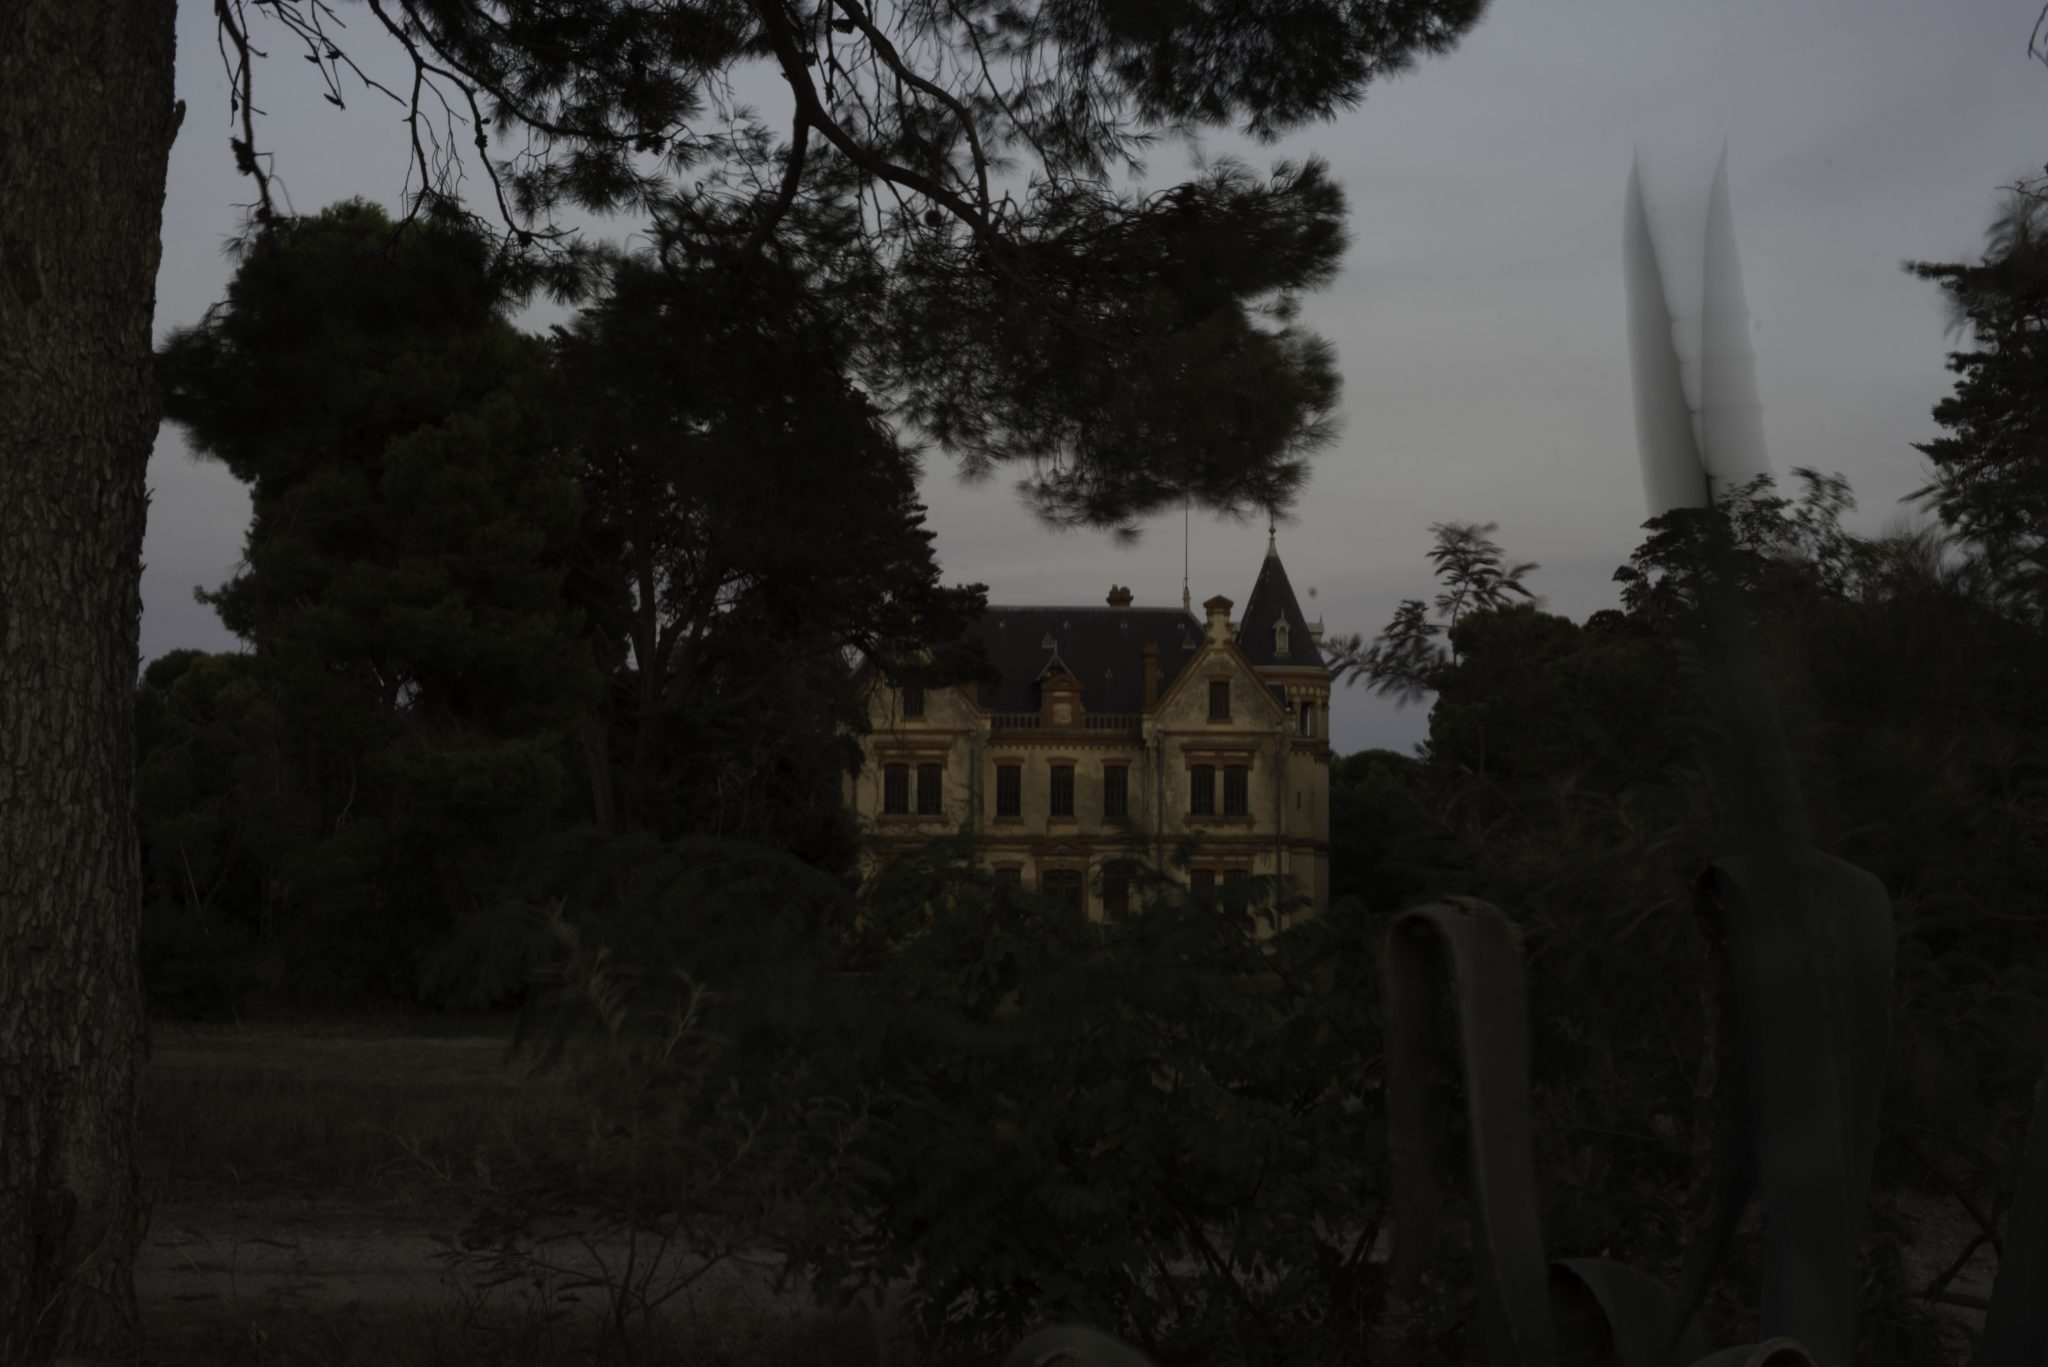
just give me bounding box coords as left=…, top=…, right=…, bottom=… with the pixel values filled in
left=0, top=2, right=179, bottom=1360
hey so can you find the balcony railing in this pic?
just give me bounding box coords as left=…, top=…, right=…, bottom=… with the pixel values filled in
left=987, top=711, right=1143, bottom=734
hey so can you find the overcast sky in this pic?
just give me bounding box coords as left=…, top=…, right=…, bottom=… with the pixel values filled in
left=144, top=0, right=2047, bottom=755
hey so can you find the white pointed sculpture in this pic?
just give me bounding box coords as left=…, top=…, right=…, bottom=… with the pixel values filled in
left=1699, top=151, right=1772, bottom=498
left=1626, top=147, right=1772, bottom=516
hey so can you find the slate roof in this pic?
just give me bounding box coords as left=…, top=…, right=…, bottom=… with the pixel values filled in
left=971, top=606, right=1206, bottom=713
left=1235, top=539, right=1324, bottom=668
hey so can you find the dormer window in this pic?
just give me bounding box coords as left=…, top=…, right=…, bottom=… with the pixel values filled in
left=1274, top=620, right=1290, bottom=656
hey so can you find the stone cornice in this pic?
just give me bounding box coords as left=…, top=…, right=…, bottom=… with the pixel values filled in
left=874, top=741, right=959, bottom=761
left=1180, top=745, right=1265, bottom=765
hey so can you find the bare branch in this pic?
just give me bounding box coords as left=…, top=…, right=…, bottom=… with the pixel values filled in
left=214, top=0, right=277, bottom=223
left=830, top=0, right=993, bottom=215
left=730, top=113, right=812, bottom=272
left=946, top=0, right=1053, bottom=184
left=749, top=0, right=997, bottom=249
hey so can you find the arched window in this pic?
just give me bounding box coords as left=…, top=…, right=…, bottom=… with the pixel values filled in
left=1274, top=620, right=1290, bottom=656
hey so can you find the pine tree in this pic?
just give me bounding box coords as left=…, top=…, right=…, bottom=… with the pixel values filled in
left=0, top=6, right=177, bottom=1354
left=1908, top=189, right=2048, bottom=622
left=156, top=201, right=600, bottom=995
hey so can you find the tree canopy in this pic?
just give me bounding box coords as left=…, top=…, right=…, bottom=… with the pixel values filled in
left=549, top=240, right=988, bottom=856
left=218, top=0, right=1492, bottom=531
left=143, top=198, right=989, bottom=1001
left=154, top=200, right=600, bottom=992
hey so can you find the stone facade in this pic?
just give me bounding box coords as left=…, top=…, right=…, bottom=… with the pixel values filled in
left=845, top=540, right=1333, bottom=925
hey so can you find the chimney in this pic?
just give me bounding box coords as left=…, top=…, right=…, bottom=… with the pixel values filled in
left=1141, top=643, right=1159, bottom=708
left=1202, top=594, right=1233, bottom=643
left=1107, top=584, right=1133, bottom=608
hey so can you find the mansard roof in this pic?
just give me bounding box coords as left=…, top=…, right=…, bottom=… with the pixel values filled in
left=972, top=605, right=1205, bottom=713
left=1235, top=538, right=1324, bottom=669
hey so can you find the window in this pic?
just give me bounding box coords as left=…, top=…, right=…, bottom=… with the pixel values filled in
left=1189, top=764, right=1215, bottom=816
left=1223, top=868, right=1250, bottom=913
left=1298, top=699, right=1314, bottom=737
left=1050, top=763, right=1075, bottom=817
left=1275, top=621, right=1290, bottom=656
left=883, top=763, right=909, bottom=814
left=1102, top=867, right=1130, bottom=918
left=902, top=683, right=925, bottom=718
left=994, top=866, right=1022, bottom=886
left=1043, top=868, right=1083, bottom=914
left=1209, top=679, right=1231, bottom=721
left=996, top=763, right=1021, bottom=817
left=1190, top=868, right=1216, bottom=892
left=1224, top=765, right=1249, bottom=817
left=1103, top=764, right=1129, bottom=820
left=916, top=763, right=943, bottom=815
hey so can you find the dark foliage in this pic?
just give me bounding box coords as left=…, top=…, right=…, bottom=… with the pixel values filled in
left=1325, top=520, right=1537, bottom=706
left=1326, top=749, right=1440, bottom=911
left=1907, top=191, right=2048, bottom=622
left=550, top=242, right=989, bottom=858
left=222, top=0, right=1493, bottom=533
left=879, top=158, right=1347, bottom=531
left=144, top=199, right=980, bottom=1008
left=1319, top=470, right=2045, bottom=1364
left=155, top=202, right=596, bottom=997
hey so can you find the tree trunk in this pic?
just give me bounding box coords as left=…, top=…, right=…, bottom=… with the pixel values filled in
left=0, top=2, right=179, bottom=1360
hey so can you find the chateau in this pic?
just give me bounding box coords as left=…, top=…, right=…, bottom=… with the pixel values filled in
left=847, top=535, right=1333, bottom=923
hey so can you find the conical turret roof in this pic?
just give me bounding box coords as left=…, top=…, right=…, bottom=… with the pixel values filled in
left=1235, top=534, right=1323, bottom=668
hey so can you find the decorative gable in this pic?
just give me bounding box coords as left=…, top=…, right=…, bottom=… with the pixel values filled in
left=1151, top=632, right=1290, bottom=728
left=1039, top=659, right=1083, bottom=727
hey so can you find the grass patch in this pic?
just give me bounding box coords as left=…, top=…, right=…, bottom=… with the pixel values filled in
left=134, top=1020, right=978, bottom=1365
left=142, top=1018, right=581, bottom=1207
